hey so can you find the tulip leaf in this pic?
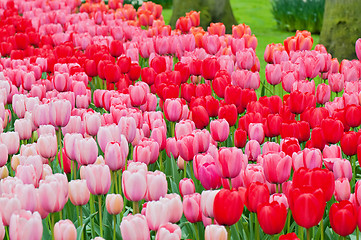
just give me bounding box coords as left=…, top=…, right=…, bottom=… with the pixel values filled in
left=77, top=211, right=97, bottom=240
left=42, top=218, right=52, bottom=240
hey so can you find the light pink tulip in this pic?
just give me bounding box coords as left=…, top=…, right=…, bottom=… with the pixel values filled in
left=248, top=123, right=265, bottom=144
left=183, top=193, right=202, bottom=223
left=37, top=134, right=57, bottom=160
left=245, top=140, right=261, bottom=161
left=106, top=194, right=123, bottom=215
left=14, top=119, right=32, bottom=140
left=145, top=200, right=169, bottom=231
left=118, top=117, right=137, bottom=143
left=9, top=210, right=42, bottom=240
left=54, top=219, right=77, bottom=240
left=215, top=147, right=244, bottom=178
left=0, top=132, right=20, bottom=155
left=84, top=112, right=101, bottom=136
left=292, top=148, right=323, bottom=170
left=83, top=164, right=111, bottom=195
left=205, top=225, right=227, bottom=240
left=146, top=170, right=167, bottom=201
left=179, top=178, right=195, bottom=197
left=333, top=158, right=352, bottom=181
left=68, top=180, right=90, bottom=206
left=32, top=104, right=50, bottom=128
left=155, top=223, right=182, bottom=240
left=64, top=133, right=83, bottom=161
left=49, top=99, right=71, bottom=127
left=75, top=137, right=98, bottom=165
left=175, top=120, right=195, bottom=140
left=201, top=190, right=220, bottom=218
left=0, top=144, right=8, bottom=167
left=160, top=194, right=183, bottom=223
left=62, top=116, right=84, bottom=135
left=335, top=178, right=351, bottom=202
left=210, top=119, right=229, bottom=142
left=14, top=184, right=37, bottom=212
left=133, top=138, right=159, bottom=165
left=265, top=64, right=282, bottom=85
left=129, top=82, right=149, bottom=107
left=97, top=125, right=121, bottom=153
left=122, top=162, right=147, bottom=202
left=38, top=174, right=68, bottom=213
left=164, top=98, right=183, bottom=122
left=105, top=139, right=128, bottom=171
left=262, top=152, right=292, bottom=184
left=120, top=214, right=150, bottom=240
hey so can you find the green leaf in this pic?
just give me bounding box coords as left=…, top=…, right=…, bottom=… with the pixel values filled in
left=77, top=212, right=98, bottom=240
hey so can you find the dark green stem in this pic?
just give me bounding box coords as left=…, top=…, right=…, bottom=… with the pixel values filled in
left=98, top=195, right=103, bottom=237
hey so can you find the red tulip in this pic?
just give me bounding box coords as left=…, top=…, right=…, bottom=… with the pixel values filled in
left=329, top=200, right=357, bottom=236
left=202, top=57, right=220, bottom=80
left=150, top=56, right=166, bottom=74
left=191, top=106, right=209, bottom=129
left=245, top=182, right=270, bottom=212
left=257, top=201, right=287, bottom=235
left=321, top=118, right=344, bottom=144
left=279, top=233, right=300, bottom=240
left=218, top=104, right=237, bottom=127
left=288, top=91, right=306, bottom=115
left=289, top=185, right=325, bottom=229
left=234, top=128, right=247, bottom=148
left=117, top=56, right=131, bottom=74
left=109, top=40, right=124, bottom=58
left=340, top=131, right=360, bottom=156
left=345, top=105, right=361, bottom=128
left=213, top=189, right=244, bottom=226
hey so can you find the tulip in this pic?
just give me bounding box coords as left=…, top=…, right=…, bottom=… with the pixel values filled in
left=248, top=123, right=265, bottom=144
left=215, top=147, right=244, bottom=179
left=155, top=223, right=181, bottom=240
left=179, top=178, right=195, bottom=197
left=49, top=99, right=71, bottom=127
left=328, top=73, right=344, bottom=93
left=122, top=162, right=147, bottom=202
left=75, top=137, right=98, bottom=166
left=54, top=220, right=77, bottom=240
left=245, top=182, right=270, bottom=212
left=160, top=194, right=183, bottom=223
left=68, top=180, right=90, bottom=206
left=335, top=178, right=351, bottom=202
left=341, top=131, right=359, bottom=156
left=202, top=57, right=220, bottom=80
left=120, top=214, right=150, bottom=240
left=205, top=225, right=227, bottom=240
left=201, top=190, right=220, bottom=218
left=106, top=194, right=123, bottom=215
left=37, top=134, right=57, bottom=160
left=0, top=144, right=8, bottom=167
left=13, top=184, right=36, bottom=212
left=0, top=132, right=19, bottom=155
left=234, top=128, right=247, bottom=148
left=9, top=210, right=42, bottom=240
left=145, top=200, right=168, bottom=231
left=134, top=138, right=159, bottom=165
left=213, top=189, right=244, bottom=225
left=265, top=64, right=282, bottom=86
left=39, top=174, right=68, bottom=214
left=257, top=201, right=287, bottom=235
left=210, top=119, right=229, bottom=143
left=245, top=140, right=261, bottom=161
left=198, top=162, right=222, bottom=190
left=262, top=152, right=292, bottom=184
left=164, top=98, right=184, bottom=123
left=279, top=233, right=300, bottom=240
left=333, top=158, right=352, bottom=181
left=83, top=164, right=111, bottom=195
left=177, top=134, right=199, bottom=162
left=329, top=200, right=357, bottom=236
left=191, top=105, right=209, bottom=129
left=183, top=193, right=202, bottom=223
left=289, top=186, right=325, bottom=229
left=146, top=171, right=167, bottom=201
left=129, top=82, right=148, bottom=107
left=118, top=117, right=136, bottom=143
left=84, top=113, right=101, bottom=136
left=316, top=83, right=331, bottom=105
left=218, top=104, right=237, bottom=127
left=321, top=118, right=344, bottom=144
left=14, top=119, right=32, bottom=140
left=105, top=140, right=128, bottom=171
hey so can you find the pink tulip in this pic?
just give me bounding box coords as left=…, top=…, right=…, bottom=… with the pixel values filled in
left=118, top=117, right=137, bottom=143
left=133, top=138, right=159, bottom=165
left=145, top=200, right=169, bottom=231
left=105, top=139, right=128, bottom=171
left=265, top=64, right=282, bottom=85
left=194, top=129, right=211, bottom=153
left=262, top=142, right=280, bottom=155
left=106, top=194, right=123, bottom=215
left=150, top=126, right=167, bottom=150
left=83, top=164, right=111, bottom=195
left=38, top=125, right=56, bottom=137
left=316, top=83, right=331, bottom=104
left=0, top=144, right=8, bottom=167
left=183, top=193, right=202, bottom=223
left=333, top=158, right=352, bottom=181
left=236, top=48, right=255, bottom=70
left=120, top=214, right=150, bottom=240
left=175, top=120, right=195, bottom=140
left=14, top=184, right=37, bottom=212
left=68, top=180, right=90, bottom=206
left=177, top=134, right=199, bottom=161
left=32, top=104, right=50, bottom=128
left=335, top=178, right=351, bottom=202
left=323, top=145, right=342, bottom=159
left=64, top=133, right=83, bottom=161
left=155, top=223, right=182, bottom=240
left=164, top=98, right=183, bottom=122
left=242, top=164, right=267, bottom=187
left=122, top=162, right=147, bottom=202
left=166, top=137, right=179, bottom=158
left=210, top=119, right=229, bottom=142
left=245, top=140, right=261, bottom=161
left=14, top=119, right=32, bottom=140
left=54, top=219, right=76, bottom=240
left=0, top=132, right=19, bottom=155
left=12, top=94, right=26, bottom=118
left=269, top=193, right=289, bottom=209
left=356, top=38, right=361, bottom=61
left=75, top=137, right=98, bottom=166
left=53, top=72, right=70, bottom=92
left=201, top=190, right=220, bottom=218
left=9, top=210, right=42, bottom=240
left=37, top=134, right=57, bottom=160
left=292, top=148, right=323, bottom=170
left=84, top=112, right=101, bottom=136
left=329, top=73, right=344, bottom=93
left=49, top=99, right=71, bottom=127
left=262, top=152, right=292, bottom=184
left=160, top=194, right=183, bottom=223
left=198, top=162, right=222, bottom=190
left=248, top=123, right=265, bottom=144
left=129, top=82, right=149, bottom=107
left=16, top=165, right=37, bottom=186
left=179, top=178, right=195, bottom=197
left=205, top=225, right=227, bottom=240
left=215, top=147, right=244, bottom=179
left=146, top=171, right=167, bottom=201
left=0, top=194, right=21, bottom=226
left=62, top=116, right=84, bottom=135
left=38, top=174, right=68, bottom=213
left=0, top=213, right=4, bottom=240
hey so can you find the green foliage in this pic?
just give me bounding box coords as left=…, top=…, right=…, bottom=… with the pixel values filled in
left=271, top=0, right=325, bottom=33
left=123, top=0, right=172, bottom=9
left=123, top=0, right=144, bottom=8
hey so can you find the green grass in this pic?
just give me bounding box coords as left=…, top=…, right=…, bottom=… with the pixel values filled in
left=161, top=0, right=320, bottom=95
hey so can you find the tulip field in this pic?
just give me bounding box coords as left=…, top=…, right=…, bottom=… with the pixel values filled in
left=1, top=0, right=361, bottom=239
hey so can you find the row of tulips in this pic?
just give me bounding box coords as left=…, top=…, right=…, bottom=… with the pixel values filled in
left=0, top=0, right=361, bottom=239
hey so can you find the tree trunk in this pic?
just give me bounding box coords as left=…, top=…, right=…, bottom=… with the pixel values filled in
left=319, top=0, right=361, bottom=60
left=169, top=0, right=237, bottom=34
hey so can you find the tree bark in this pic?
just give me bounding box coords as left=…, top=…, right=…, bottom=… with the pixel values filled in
left=169, top=0, right=237, bottom=33
left=319, top=0, right=361, bottom=60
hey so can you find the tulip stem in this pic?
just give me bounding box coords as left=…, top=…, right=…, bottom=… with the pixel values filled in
left=193, top=223, right=200, bottom=240
left=133, top=201, right=139, bottom=214
left=254, top=213, right=260, bottom=240
left=273, top=85, right=276, bottom=96
left=276, top=184, right=279, bottom=193
left=57, top=128, right=63, bottom=172
left=5, top=226, right=9, bottom=240
left=320, top=217, right=324, bottom=240
left=159, top=151, right=164, bottom=172
left=51, top=213, right=55, bottom=240
left=298, top=225, right=303, bottom=240
left=89, top=194, right=96, bottom=238
left=306, top=228, right=311, bottom=240
left=357, top=227, right=359, bottom=240
left=113, top=171, right=118, bottom=194
left=118, top=171, right=122, bottom=195
left=228, top=178, right=232, bottom=190
left=184, top=161, right=187, bottom=178
left=171, top=121, right=175, bottom=138
left=351, top=155, right=356, bottom=189
left=286, top=210, right=291, bottom=233
left=113, top=215, right=117, bottom=240
left=79, top=206, right=84, bottom=240
left=98, top=195, right=103, bottom=237
left=226, top=226, right=231, bottom=240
